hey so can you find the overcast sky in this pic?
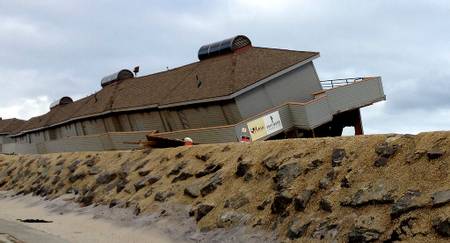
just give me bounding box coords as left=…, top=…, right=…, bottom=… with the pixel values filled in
left=0, top=0, right=449, bottom=134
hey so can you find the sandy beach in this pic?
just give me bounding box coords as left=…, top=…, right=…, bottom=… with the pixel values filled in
left=0, top=192, right=175, bottom=243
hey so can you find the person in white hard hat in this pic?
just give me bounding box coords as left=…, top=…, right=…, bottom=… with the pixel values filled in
left=184, top=137, right=193, bottom=146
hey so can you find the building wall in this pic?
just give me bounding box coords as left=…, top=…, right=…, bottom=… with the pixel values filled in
left=12, top=100, right=242, bottom=144
left=235, top=61, right=322, bottom=119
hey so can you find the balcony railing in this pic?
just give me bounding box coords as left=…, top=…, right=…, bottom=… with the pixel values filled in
left=320, top=77, right=364, bottom=89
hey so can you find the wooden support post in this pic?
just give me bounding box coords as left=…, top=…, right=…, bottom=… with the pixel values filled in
left=354, top=109, right=364, bottom=135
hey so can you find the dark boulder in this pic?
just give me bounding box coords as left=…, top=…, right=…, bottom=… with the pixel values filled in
left=257, top=198, right=271, bottom=211
left=138, top=170, right=151, bottom=177
left=347, top=227, right=381, bottom=243
left=294, top=189, right=314, bottom=211
left=433, top=217, right=450, bottom=237
left=432, top=189, right=450, bottom=207
left=375, top=143, right=398, bottom=158
left=427, top=150, right=444, bottom=160
left=172, top=172, right=193, bottom=183
left=332, top=149, right=346, bottom=167
left=116, top=180, right=127, bottom=193
left=195, top=203, right=215, bottom=221
left=154, top=191, right=174, bottom=202
left=200, top=173, right=222, bottom=197
left=319, top=169, right=337, bottom=189
left=304, top=159, right=324, bottom=174
left=68, top=160, right=81, bottom=173
left=262, top=156, right=279, bottom=171
left=69, top=172, right=86, bottom=183
left=271, top=190, right=293, bottom=214
left=320, top=198, right=333, bottom=212
left=373, top=157, right=388, bottom=167
left=168, top=161, right=187, bottom=176
left=341, top=183, right=394, bottom=207
left=235, top=161, right=250, bottom=177
left=96, top=172, right=117, bottom=185
left=287, top=219, right=311, bottom=239
left=134, top=175, right=161, bottom=192
left=391, top=190, right=426, bottom=219
left=273, top=161, right=301, bottom=191
left=195, top=164, right=222, bottom=178
left=195, top=154, right=210, bottom=162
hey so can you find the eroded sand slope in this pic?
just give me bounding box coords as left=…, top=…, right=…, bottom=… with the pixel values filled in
left=0, top=132, right=449, bottom=242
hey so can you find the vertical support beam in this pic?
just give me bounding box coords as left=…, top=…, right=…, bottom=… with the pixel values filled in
left=354, top=109, right=364, bottom=135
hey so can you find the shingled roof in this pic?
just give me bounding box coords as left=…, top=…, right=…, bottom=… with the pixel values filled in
left=13, top=46, right=319, bottom=135
left=0, top=118, right=26, bottom=135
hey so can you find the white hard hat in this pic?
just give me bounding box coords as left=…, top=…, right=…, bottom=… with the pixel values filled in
left=184, top=137, right=193, bottom=142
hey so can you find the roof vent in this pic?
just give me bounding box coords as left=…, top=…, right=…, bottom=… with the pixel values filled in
left=50, top=96, right=73, bottom=110
left=198, top=35, right=251, bottom=61
left=101, top=69, right=134, bottom=87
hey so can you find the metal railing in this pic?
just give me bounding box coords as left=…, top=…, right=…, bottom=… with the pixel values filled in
left=320, top=77, right=364, bottom=89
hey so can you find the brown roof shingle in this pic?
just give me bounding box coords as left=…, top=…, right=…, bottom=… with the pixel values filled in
left=14, top=46, right=319, bottom=134
left=0, top=118, right=26, bottom=134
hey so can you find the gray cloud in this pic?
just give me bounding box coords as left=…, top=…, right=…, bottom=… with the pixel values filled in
left=0, top=0, right=449, bottom=134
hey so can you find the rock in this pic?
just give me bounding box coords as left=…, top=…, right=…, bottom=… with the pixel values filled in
left=262, top=156, right=278, bottom=171
left=432, top=190, right=450, bottom=207
left=88, top=167, right=101, bottom=175
left=195, top=154, right=210, bottom=162
left=138, top=170, right=150, bottom=177
left=168, top=161, right=187, bottom=176
left=79, top=191, right=94, bottom=207
left=387, top=217, right=416, bottom=241
left=391, top=190, right=426, bottom=219
left=427, top=150, right=444, bottom=160
left=109, top=199, right=119, bottom=208
left=273, top=161, right=301, bottom=190
left=341, top=176, right=351, bottom=188
left=375, top=143, right=398, bottom=158
left=154, top=191, right=174, bottom=202
left=217, top=211, right=248, bottom=228
left=224, top=193, right=250, bottom=209
left=56, top=159, right=65, bottom=166
left=144, top=189, right=153, bottom=198
left=319, top=169, right=337, bottom=189
left=294, top=189, right=314, bottom=211
left=373, top=157, right=388, bottom=167
left=68, top=160, right=81, bottom=173
left=312, top=221, right=339, bottom=240
left=271, top=190, right=293, bottom=214
left=184, top=184, right=201, bottom=198
left=51, top=175, right=60, bottom=185
left=134, top=175, right=161, bottom=192
left=332, top=149, right=346, bottom=167
left=235, top=161, right=250, bottom=177
left=84, top=158, right=95, bottom=167
left=116, top=180, right=127, bottom=193
left=96, top=172, right=117, bottom=184
left=320, top=198, right=333, bottom=212
left=287, top=219, right=311, bottom=239
left=69, top=172, right=86, bottom=183
left=347, top=226, right=381, bottom=243
left=172, top=172, right=193, bottom=183
left=257, top=198, right=271, bottom=210
left=200, top=173, right=222, bottom=196
left=195, top=203, right=215, bottom=221
left=174, top=152, right=183, bottom=159
left=195, top=163, right=222, bottom=178
left=341, top=183, right=394, bottom=207
left=432, top=217, right=450, bottom=237
left=304, top=159, right=324, bottom=174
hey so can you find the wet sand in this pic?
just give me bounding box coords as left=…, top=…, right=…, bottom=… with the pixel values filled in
left=0, top=193, right=175, bottom=243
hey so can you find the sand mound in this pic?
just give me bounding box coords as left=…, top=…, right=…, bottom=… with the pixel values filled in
left=0, top=131, right=449, bottom=242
